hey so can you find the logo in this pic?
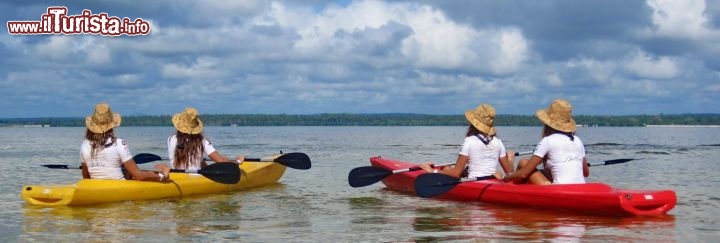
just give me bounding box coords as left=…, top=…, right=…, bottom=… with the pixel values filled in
left=7, top=6, right=150, bottom=36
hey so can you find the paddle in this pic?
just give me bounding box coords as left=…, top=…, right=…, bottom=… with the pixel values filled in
left=41, top=153, right=239, bottom=184
left=589, top=158, right=635, bottom=166
left=415, top=173, right=494, bottom=198
left=414, top=157, right=638, bottom=198
left=348, top=150, right=533, bottom=188
left=41, top=153, right=163, bottom=169
left=244, top=152, right=312, bottom=170
left=171, top=162, right=240, bottom=184
left=121, top=152, right=311, bottom=170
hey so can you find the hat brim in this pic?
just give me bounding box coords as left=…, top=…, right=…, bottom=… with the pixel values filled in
left=172, top=113, right=203, bottom=134
left=85, top=113, right=121, bottom=133
left=465, top=110, right=496, bottom=136
left=535, top=110, right=576, bottom=133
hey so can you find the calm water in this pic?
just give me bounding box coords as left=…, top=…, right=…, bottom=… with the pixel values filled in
left=1, top=126, right=718, bottom=242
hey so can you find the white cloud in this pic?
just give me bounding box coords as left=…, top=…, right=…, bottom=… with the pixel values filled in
left=78, top=38, right=111, bottom=65
left=30, top=36, right=112, bottom=64
left=566, top=58, right=614, bottom=83
left=489, top=29, right=529, bottom=74
left=624, top=51, right=679, bottom=79
left=563, top=52, right=680, bottom=84
left=645, top=0, right=718, bottom=40
left=400, top=7, right=529, bottom=74
left=34, top=36, right=74, bottom=60
left=273, top=1, right=530, bottom=74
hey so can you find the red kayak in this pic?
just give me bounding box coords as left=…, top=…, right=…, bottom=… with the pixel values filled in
left=370, top=156, right=677, bottom=216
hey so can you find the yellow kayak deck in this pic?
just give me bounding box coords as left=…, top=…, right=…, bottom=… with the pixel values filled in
left=21, top=159, right=286, bottom=206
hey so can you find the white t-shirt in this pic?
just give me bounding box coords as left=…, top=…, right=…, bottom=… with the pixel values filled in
left=80, top=138, right=133, bottom=180
left=167, top=135, right=217, bottom=170
left=533, top=133, right=586, bottom=184
left=459, top=135, right=507, bottom=178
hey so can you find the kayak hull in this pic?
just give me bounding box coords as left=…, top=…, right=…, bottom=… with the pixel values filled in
left=22, top=158, right=286, bottom=206
left=371, top=156, right=676, bottom=216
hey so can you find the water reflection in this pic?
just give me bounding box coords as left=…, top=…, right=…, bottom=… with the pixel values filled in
left=412, top=207, right=462, bottom=232
left=20, top=194, right=248, bottom=241
left=167, top=195, right=244, bottom=239
left=401, top=202, right=676, bottom=242
left=21, top=203, right=163, bottom=242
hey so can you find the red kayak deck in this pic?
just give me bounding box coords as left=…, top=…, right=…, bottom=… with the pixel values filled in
left=371, top=156, right=676, bottom=216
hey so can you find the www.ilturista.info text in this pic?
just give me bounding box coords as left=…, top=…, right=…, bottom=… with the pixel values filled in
left=7, top=7, right=150, bottom=36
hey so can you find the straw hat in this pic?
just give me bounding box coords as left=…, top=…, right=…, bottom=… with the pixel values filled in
left=464, top=104, right=496, bottom=136
left=85, top=103, right=122, bottom=134
left=535, top=99, right=576, bottom=133
left=172, top=107, right=203, bottom=134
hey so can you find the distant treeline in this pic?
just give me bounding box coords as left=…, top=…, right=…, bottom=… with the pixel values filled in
left=1, top=113, right=719, bottom=127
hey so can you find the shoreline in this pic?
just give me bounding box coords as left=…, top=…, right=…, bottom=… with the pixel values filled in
left=643, top=125, right=720, bottom=128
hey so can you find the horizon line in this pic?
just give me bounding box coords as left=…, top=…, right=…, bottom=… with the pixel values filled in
left=2, top=112, right=719, bottom=120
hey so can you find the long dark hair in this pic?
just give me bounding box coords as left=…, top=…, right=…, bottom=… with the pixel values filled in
left=541, top=125, right=575, bottom=141
left=85, top=128, right=117, bottom=159
left=174, top=131, right=205, bottom=169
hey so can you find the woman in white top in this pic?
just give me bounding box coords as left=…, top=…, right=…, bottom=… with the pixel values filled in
left=81, top=103, right=170, bottom=182
left=419, top=104, right=514, bottom=179
left=503, top=99, right=589, bottom=185
left=168, top=107, right=243, bottom=170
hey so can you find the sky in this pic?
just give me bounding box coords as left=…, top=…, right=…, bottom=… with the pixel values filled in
left=1, top=0, right=719, bottom=118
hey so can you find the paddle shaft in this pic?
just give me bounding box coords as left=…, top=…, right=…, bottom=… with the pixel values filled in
left=403, top=150, right=533, bottom=172
left=348, top=150, right=533, bottom=188
left=415, top=156, right=635, bottom=198
left=152, top=153, right=311, bottom=170
left=42, top=153, right=163, bottom=169
left=392, top=162, right=455, bottom=173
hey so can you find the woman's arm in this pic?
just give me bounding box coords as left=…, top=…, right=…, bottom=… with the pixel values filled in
left=123, top=159, right=168, bottom=182
left=208, top=151, right=228, bottom=163
left=419, top=154, right=469, bottom=178
left=81, top=161, right=90, bottom=179
left=499, top=151, right=515, bottom=174
left=504, top=155, right=543, bottom=182
left=208, top=151, right=244, bottom=164
left=582, top=157, right=590, bottom=177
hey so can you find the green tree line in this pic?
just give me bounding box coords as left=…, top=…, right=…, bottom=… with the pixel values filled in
left=1, top=113, right=719, bottom=127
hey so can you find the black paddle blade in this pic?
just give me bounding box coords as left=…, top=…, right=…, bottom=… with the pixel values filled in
left=198, top=162, right=241, bottom=184
left=41, top=164, right=74, bottom=169
left=588, top=158, right=636, bottom=167
left=414, top=173, right=461, bottom=198
left=348, top=166, right=393, bottom=187
left=603, top=158, right=635, bottom=165
left=133, top=153, right=163, bottom=164
left=275, top=152, right=312, bottom=170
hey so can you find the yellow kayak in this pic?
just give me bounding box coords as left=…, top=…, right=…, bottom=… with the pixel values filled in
left=21, top=158, right=286, bottom=206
